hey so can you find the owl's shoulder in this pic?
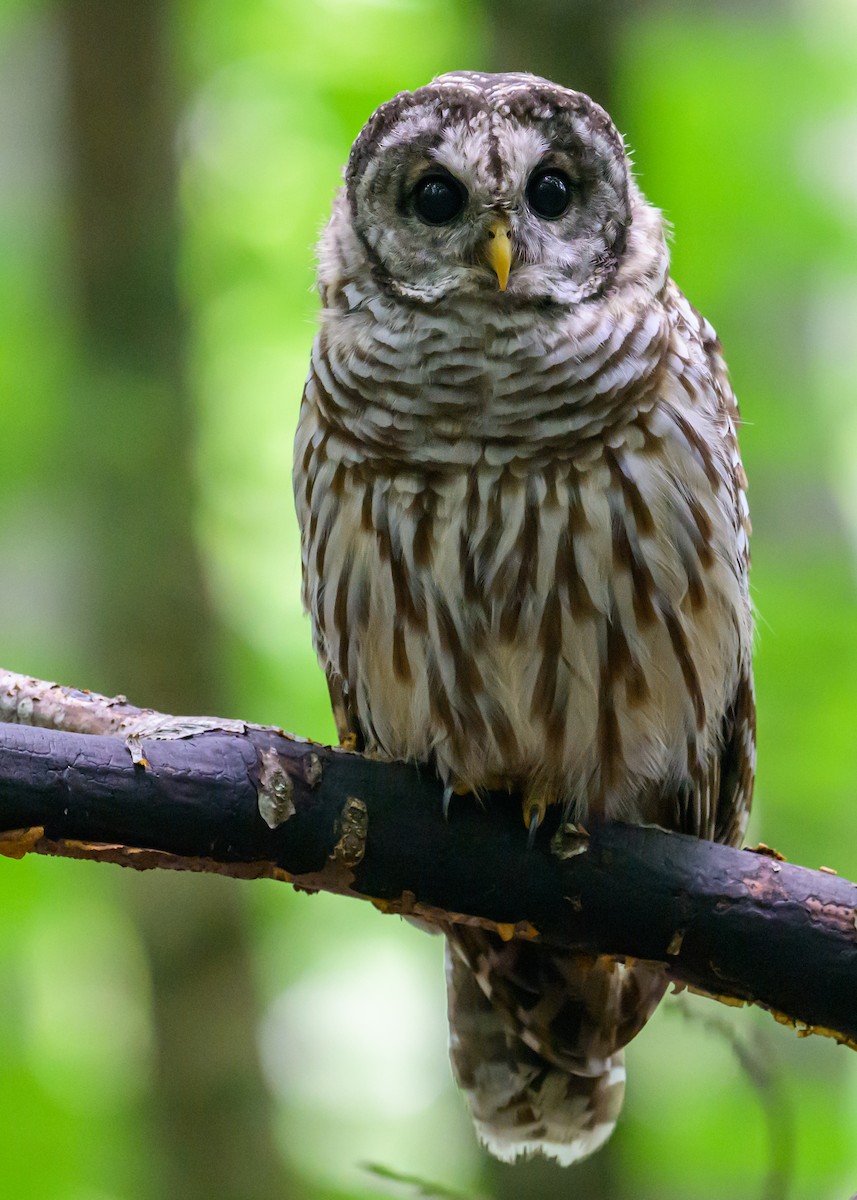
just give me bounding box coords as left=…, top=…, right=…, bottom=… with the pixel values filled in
left=652, top=282, right=750, bottom=563
left=661, top=283, right=740, bottom=417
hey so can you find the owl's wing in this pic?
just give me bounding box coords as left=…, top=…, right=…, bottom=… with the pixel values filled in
left=695, top=306, right=755, bottom=847
left=661, top=664, right=754, bottom=844
left=697, top=305, right=752, bottom=575
left=712, top=656, right=756, bottom=846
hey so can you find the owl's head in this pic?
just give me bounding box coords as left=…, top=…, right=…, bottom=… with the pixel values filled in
left=324, top=71, right=641, bottom=309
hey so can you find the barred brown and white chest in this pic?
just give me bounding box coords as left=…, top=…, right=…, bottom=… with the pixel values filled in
left=293, top=70, right=755, bottom=1166
left=296, top=278, right=751, bottom=836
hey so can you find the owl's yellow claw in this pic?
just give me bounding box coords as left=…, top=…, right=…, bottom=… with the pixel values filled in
left=486, top=216, right=512, bottom=291
left=443, top=779, right=472, bottom=819
left=525, top=794, right=549, bottom=848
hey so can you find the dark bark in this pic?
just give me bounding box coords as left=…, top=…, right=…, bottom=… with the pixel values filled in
left=2, top=672, right=855, bottom=1054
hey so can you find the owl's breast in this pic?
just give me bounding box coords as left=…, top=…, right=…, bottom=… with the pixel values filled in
left=312, top=296, right=669, bottom=468
left=295, top=382, right=750, bottom=824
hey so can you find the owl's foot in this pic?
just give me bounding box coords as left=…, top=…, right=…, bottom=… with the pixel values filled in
left=443, top=780, right=472, bottom=820
left=339, top=732, right=360, bottom=752
left=523, top=790, right=553, bottom=848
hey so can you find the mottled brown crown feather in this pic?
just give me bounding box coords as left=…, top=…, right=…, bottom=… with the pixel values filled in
left=345, top=70, right=626, bottom=199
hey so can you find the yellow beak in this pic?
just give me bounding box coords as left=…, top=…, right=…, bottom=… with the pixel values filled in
left=485, top=216, right=512, bottom=291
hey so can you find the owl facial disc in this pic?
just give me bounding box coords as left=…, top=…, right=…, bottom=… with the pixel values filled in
left=340, top=71, right=634, bottom=307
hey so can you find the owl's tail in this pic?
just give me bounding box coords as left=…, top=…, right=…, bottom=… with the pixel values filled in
left=446, top=929, right=667, bottom=1165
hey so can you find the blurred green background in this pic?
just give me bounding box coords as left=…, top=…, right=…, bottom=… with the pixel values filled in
left=1, top=0, right=856, bottom=1197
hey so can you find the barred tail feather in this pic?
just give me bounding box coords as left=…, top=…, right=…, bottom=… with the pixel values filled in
left=446, top=930, right=666, bottom=1165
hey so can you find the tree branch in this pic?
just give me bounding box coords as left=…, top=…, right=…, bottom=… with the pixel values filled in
left=1, top=668, right=856, bottom=1051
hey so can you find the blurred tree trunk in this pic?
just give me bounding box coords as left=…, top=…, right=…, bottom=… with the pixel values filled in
left=487, top=0, right=634, bottom=111
left=61, top=2, right=288, bottom=1197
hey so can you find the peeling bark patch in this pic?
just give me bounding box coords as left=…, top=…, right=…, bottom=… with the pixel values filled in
left=125, top=714, right=246, bottom=766
left=37, top=837, right=295, bottom=884
left=804, top=895, right=857, bottom=939
left=332, top=796, right=368, bottom=868
left=304, top=753, right=323, bottom=787
left=746, top=842, right=787, bottom=862
left=495, top=920, right=540, bottom=942
left=666, top=930, right=685, bottom=956
left=765, top=1006, right=857, bottom=1051
left=550, top=822, right=590, bottom=859
left=257, top=748, right=295, bottom=829
left=126, top=737, right=149, bottom=767
left=685, top=984, right=747, bottom=1010
left=126, top=713, right=246, bottom=740
left=744, top=867, right=789, bottom=904
left=0, top=825, right=45, bottom=858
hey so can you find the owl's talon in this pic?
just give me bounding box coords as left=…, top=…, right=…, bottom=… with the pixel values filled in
left=443, top=780, right=471, bottom=820
left=526, top=801, right=545, bottom=848
left=339, top=733, right=359, bottom=752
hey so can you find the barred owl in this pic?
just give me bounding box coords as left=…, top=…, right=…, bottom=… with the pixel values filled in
left=294, top=71, right=754, bottom=1165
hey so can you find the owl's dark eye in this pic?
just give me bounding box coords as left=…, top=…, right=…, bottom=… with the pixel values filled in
left=412, top=172, right=466, bottom=225
left=526, top=168, right=572, bottom=220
